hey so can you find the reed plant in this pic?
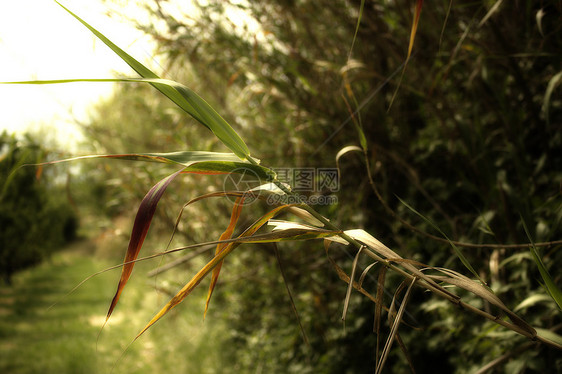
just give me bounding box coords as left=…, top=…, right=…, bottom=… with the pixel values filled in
left=3, top=1, right=561, bottom=372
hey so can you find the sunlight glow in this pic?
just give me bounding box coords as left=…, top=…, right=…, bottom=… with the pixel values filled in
left=0, top=0, right=157, bottom=150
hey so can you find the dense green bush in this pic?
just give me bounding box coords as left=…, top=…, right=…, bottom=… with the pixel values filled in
left=0, top=131, right=78, bottom=284
left=79, top=0, right=561, bottom=372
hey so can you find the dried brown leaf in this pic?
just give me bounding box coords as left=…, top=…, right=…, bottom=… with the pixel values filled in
left=105, top=170, right=182, bottom=323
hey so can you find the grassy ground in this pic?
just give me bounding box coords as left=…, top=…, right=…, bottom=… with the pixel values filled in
left=0, top=239, right=227, bottom=374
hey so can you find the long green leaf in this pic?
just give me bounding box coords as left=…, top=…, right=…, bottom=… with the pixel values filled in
left=521, top=217, right=562, bottom=311
left=22, top=151, right=272, bottom=179
left=53, top=1, right=250, bottom=159
left=181, top=161, right=271, bottom=179
left=542, top=71, right=562, bottom=126
left=342, top=245, right=364, bottom=322
left=375, top=277, right=417, bottom=374
left=136, top=151, right=248, bottom=165
left=347, top=0, right=365, bottom=60
left=536, top=328, right=562, bottom=347
left=1, top=75, right=252, bottom=159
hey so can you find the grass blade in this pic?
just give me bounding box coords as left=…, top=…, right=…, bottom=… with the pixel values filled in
left=342, top=246, right=365, bottom=322
left=336, top=229, right=458, bottom=300
left=180, top=161, right=270, bottom=179
left=375, top=277, right=417, bottom=374
left=284, top=207, right=325, bottom=227
left=478, top=0, right=504, bottom=27
left=335, top=145, right=363, bottom=170
left=387, top=0, right=423, bottom=110
left=54, top=1, right=250, bottom=159
left=132, top=151, right=251, bottom=166
left=535, top=328, right=562, bottom=347
left=232, top=228, right=341, bottom=243
left=204, top=196, right=246, bottom=317
left=5, top=75, right=251, bottom=159
left=358, top=262, right=378, bottom=288
left=106, top=169, right=182, bottom=323
left=134, top=204, right=336, bottom=339
left=542, top=71, right=562, bottom=126
left=521, top=217, right=562, bottom=311
left=407, top=0, right=424, bottom=60
left=374, top=266, right=388, bottom=363
left=347, top=0, right=365, bottom=60
left=20, top=151, right=272, bottom=179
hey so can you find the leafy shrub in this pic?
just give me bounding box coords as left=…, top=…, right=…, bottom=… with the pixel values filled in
left=0, top=131, right=78, bottom=284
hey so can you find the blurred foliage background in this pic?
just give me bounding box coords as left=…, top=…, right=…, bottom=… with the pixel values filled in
left=0, top=131, right=77, bottom=284
left=2, top=0, right=562, bottom=373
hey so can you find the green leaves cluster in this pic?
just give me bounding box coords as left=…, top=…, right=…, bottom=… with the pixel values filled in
left=0, top=131, right=77, bottom=284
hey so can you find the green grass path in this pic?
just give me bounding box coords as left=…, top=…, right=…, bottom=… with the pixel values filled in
left=0, top=241, right=226, bottom=374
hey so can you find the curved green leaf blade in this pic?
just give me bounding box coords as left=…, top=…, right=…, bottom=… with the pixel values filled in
left=54, top=1, right=250, bottom=159
left=142, top=151, right=244, bottom=165
left=22, top=151, right=272, bottom=179
left=536, top=328, right=562, bottom=347
left=542, top=71, right=562, bottom=126
left=521, top=217, right=562, bottom=311
left=181, top=161, right=272, bottom=180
